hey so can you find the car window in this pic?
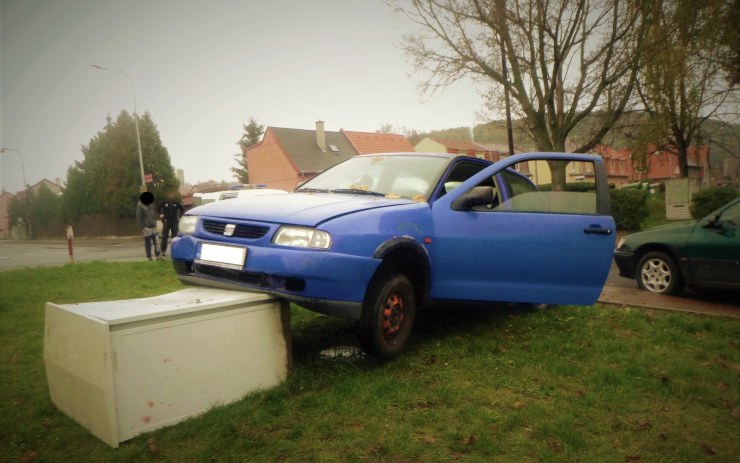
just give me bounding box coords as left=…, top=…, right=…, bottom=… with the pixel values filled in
left=296, top=155, right=451, bottom=200
left=389, top=176, right=430, bottom=198
left=719, top=201, right=740, bottom=227
left=436, top=161, right=490, bottom=199
left=452, top=158, right=600, bottom=214
left=502, top=169, right=538, bottom=196
left=495, top=159, right=598, bottom=214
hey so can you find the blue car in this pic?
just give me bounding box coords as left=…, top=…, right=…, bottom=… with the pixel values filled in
left=172, top=152, right=615, bottom=357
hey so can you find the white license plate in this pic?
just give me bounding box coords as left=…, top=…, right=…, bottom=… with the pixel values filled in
left=197, top=243, right=247, bottom=270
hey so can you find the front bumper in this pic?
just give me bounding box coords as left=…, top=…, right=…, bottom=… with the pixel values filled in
left=170, top=235, right=379, bottom=319
left=613, top=249, right=637, bottom=279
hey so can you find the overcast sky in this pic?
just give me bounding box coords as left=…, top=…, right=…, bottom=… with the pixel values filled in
left=0, top=0, right=485, bottom=193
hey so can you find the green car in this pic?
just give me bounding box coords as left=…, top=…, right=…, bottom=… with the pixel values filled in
left=613, top=197, right=740, bottom=295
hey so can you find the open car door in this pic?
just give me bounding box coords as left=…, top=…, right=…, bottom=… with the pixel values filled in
left=430, top=153, right=615, bottom=305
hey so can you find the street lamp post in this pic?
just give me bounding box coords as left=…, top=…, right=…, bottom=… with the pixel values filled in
left=0, top=147, right=28, bottom=191
left=1, top=147, right=32, bottom=238
left=91, top=64, right=147, bottom=192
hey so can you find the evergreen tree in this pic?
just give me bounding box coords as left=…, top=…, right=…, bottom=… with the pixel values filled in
left=232, top=117, right=265, bottom=183
left=62, top=111, right=178, bottom=219
left=8, top=188, right=34, bottom=226
left=29, top=184, right=60, bottom=230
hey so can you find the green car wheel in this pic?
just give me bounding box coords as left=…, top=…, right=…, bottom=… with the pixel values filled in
left=636, top=251, right=681, bottom=295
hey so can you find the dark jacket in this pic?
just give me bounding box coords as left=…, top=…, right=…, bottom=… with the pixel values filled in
left=158, top=201, right=184, bottom=223
left=136, top=201, right=157, bottom=229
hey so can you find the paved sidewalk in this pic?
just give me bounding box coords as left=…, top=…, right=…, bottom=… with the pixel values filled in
left=599, top=285, right=739, bottom=319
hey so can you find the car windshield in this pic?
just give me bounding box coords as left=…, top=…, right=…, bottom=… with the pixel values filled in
left=295, top=155, right=452, bottom=200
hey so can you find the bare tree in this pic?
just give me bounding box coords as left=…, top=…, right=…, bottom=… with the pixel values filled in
left=632, top=0, right=739, bottom=178
left=391, top=0, right=649, bottom=183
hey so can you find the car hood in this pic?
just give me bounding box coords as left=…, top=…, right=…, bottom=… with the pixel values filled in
left=621, top=219, right=698, bottom=247
left=188, top=192, right=416, bottom=226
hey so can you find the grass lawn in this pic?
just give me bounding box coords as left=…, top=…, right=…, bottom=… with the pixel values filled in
left=1, top=261, right=738, bottom=462
left=639, top=192, right=678, bottom=231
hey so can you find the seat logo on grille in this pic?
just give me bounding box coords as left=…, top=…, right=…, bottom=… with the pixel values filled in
left=224, top=224, right=236, bottom=236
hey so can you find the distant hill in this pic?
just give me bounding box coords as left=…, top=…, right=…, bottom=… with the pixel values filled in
left=410, top=114, right=739, bottom=164
left=409, top=121, right=535, bottom=151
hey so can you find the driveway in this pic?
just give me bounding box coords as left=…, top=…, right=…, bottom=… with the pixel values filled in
left=604, top=256, right=739, bottom=313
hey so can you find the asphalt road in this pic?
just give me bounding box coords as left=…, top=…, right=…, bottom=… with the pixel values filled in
left=0, top=238, right=735, bottom=307
left=0, top=238, right=146, bottom=272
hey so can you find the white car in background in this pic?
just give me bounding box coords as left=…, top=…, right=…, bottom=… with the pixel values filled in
left=193, top=188, right=288, bottom=206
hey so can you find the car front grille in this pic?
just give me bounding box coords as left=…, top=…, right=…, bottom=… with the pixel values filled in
left=172, top=260, right=191, bottom=274
left=193, top=263, right=305, bottom=292
left=202, top=220, right=270, bottom=239
left=194, top=263, right=263, bottom=285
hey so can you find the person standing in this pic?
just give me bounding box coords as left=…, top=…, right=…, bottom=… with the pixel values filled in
left=158, top=190, right=184, bottom=257
left=136, top=191, right=161, bottom=261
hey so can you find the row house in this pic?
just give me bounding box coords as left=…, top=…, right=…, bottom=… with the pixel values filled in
left=590, top=146, right=632, bottom=187
left=414, top=138, right=499, bottom=162
left=637, top=146, right=710, bottom=186
left=570, top=145, right=711, bottom=188
left=243, top=118, right=715, bottom=192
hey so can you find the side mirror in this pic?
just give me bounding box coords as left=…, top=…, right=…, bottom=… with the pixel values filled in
left=452, top=186, right=495, bottom=211
left=703, top=214, right=722, bottom=229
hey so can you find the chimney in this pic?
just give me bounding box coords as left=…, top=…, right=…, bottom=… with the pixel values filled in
left=315, top=120, right=327, bottom=152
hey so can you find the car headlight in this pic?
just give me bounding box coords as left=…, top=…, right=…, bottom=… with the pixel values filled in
left=179, top=215, right=199, bottom=235
left=273, top=226, right=332, bottom=249
left=616, top=237, right=625, bottom=249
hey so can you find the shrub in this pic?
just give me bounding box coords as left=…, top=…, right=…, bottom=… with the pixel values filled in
left=538, top=182, right=597, bottom=192
left=689, top=186, right=739, bottom=219
left=610, top=188, right=649, bottom=230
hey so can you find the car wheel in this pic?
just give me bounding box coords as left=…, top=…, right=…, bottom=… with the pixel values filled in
left=358, top=272, right=416, bottom=359
left=636, top=251, right=681, bottom=295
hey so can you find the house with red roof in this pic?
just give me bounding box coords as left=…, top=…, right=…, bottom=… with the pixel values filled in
left=640, top=146, right=710, bottom=185
left=1, top=179, right=63, bottom=239
left=414, top=137, right=499, bottom=162
left=341, top=130, right=414, bottom=154
left=590, top=145, right=633, bottom=187
left=245, top=121, right=415, bottom=191
left=0, top=191, right=14, bottom=239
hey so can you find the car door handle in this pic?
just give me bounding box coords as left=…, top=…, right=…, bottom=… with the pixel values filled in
left=583, top=227, right=613, bottom=235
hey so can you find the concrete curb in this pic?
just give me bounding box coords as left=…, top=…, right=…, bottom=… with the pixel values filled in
left=599, top=286, right=739, bottom=319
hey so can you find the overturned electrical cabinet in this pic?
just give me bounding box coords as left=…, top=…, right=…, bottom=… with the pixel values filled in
left=44, top=288, right=290, bottom=448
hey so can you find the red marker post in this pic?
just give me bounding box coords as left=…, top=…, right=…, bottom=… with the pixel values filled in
left=66, top=225, right=75, bottom=263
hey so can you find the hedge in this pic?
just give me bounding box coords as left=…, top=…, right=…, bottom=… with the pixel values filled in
left=610, top=189, right=649, bottom=231
left=690, top=186, right=739, bottom=219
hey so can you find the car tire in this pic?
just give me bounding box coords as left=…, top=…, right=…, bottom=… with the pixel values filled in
left=636, top=251, right=681, bottom=295
left=358, top=272, right=416, bottom=359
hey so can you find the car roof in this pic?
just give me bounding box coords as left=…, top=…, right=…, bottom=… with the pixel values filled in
left=355, top=151, right=460, bottom=160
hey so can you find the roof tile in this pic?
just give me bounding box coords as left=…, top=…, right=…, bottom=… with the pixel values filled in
left=342, top=131, right=414, bottom=154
